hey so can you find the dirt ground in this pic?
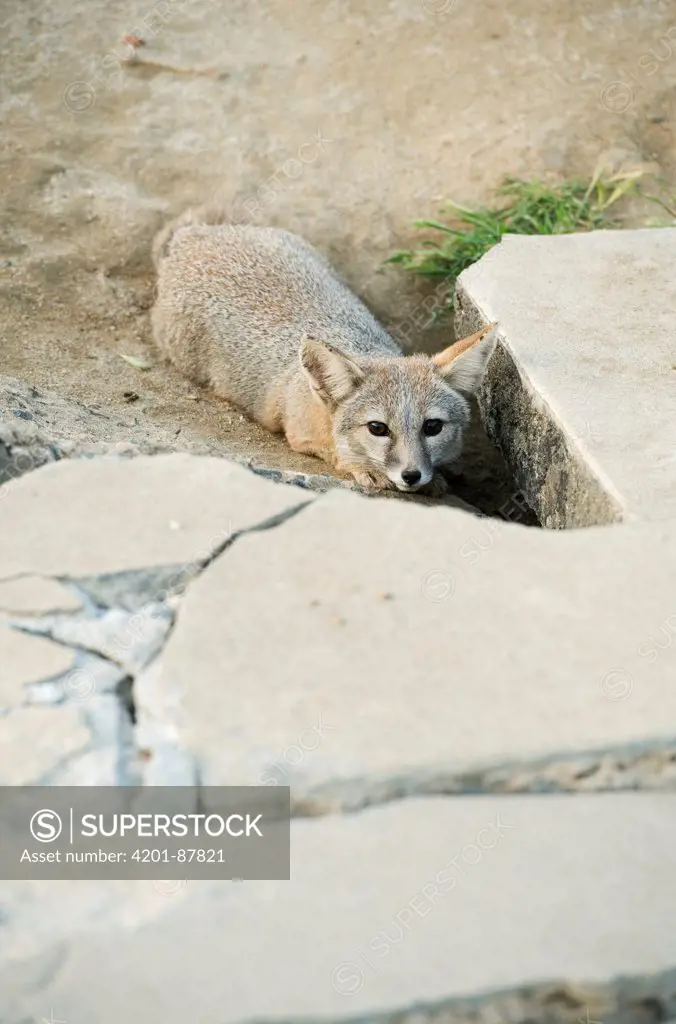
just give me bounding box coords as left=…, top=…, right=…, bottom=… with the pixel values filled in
left=2, top=0, right=676, bottom=516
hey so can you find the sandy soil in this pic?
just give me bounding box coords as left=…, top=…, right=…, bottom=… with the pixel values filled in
left=2, top=0, right=676, bottom=516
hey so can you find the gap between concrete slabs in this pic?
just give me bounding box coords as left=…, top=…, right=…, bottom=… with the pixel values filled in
left=455, top=230, right=676, bottom=529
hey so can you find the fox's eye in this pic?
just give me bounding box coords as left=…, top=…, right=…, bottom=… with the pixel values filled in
left=422, top=419, right=444, bottom=436
left=367, top=421, right=390, bottom=437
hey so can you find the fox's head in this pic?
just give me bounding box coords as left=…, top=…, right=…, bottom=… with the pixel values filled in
left=299, top=323, right=498, bottom=492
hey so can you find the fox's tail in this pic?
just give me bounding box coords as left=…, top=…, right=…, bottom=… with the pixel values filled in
left=151, top=203, right=229, bottom=268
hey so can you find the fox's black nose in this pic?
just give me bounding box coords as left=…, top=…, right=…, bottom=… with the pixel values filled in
left=401, top=469, right=422, bottom=486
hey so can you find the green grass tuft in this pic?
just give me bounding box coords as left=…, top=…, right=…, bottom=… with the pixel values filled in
left=387, top=168, right=645, bottom=315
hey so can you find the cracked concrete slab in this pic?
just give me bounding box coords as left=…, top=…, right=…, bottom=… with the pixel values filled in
left=456, top=230, right=676, bottom=528
left=0, top=454, right=312, bottom=788
left=0, top=624, right=74, bottom=711
left=0, top=576, right=82, bottom=615
left=0, top=609, right=136, bottom=783
left=135, top=489, right=676, bottom=802
left=15, top=603, right=174, bottom=675
left=0, top=669, right=138, bottom=786
left=23, top=650, right=127, bottom=708
left=69, top=563, right=214, bottom=612
left=0, top=453, right=309, bottom=578
left=0, top=704, right=91, bottom=785
left=0, top=876, right=190, bottom=980
left=6, top=794, right=675, bottom=1023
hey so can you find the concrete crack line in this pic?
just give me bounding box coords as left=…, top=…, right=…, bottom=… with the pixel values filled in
left=1, top=498, right=315, bottom=783
left=290, top=737, right=676, bottom=817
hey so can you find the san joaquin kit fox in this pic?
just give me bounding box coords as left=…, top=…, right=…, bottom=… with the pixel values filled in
left=152, top=206, right=498, bottom=493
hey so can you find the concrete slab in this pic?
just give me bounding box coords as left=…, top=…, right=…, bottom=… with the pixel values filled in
left=7, top=794, right=676, bottom=1022
left=456, top=230, right=676, bottom=528
left=135, top=489, right=676, bottom=804
left=0, top=624, right=74, bottom=710
left=0, top=453, right=307, bottom=578
left=0, top=705, right=90, bottom=785
left=15, top=603, right=174, bottom=676
left=0, top=576, right=82, bottom=615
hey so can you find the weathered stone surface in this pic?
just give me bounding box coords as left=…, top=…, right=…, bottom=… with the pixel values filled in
left=0, top=875, right=187, bottom=980
left=6, top=794, right=676, bottom=1022
left=46, top=692, right=138, bottom=786
left=16, top=603, right=173, bottom=676
left=0, top=625, right=73, bottom=711
left=0, top=666, right=136, bottom=787
left=0, top=576, right=82, bottom=615
left=0, top=705, right=90, bottom=785
left=456, top=230, right=676, bottom=527
left=23, top=650, right=127, bottom=708
left=0, top=612, right=142, bottom=785
left=135, top=490, right=676, bottom=801
left=0, top=454, right=308, bottom=579
left=71, top=564, right=201, bottom=611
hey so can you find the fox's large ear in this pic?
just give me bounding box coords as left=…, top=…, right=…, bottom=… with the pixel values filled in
left=299, top=335, right=365, bottom=406
left=432, top=322, right=498, bottom=393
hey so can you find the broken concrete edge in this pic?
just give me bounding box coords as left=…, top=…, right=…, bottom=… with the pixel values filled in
left=454, top=275, right=626, bottom=529
left=0, top=496, right=314, bottom=787
left=0, top=474, right=314, bottom=593
left=287, top=734, right=676, bottom=816
left=0, top=574, right=84, bottom=615
left=0, top=697, right=132, bottom=787
left=1, top=645, right=137, bottom=786
left=0, top=562, right=228, bottom=614
left=0, top=426, right=337, bottom=498
left=255, top=966, right=676, bottom=1024
left=0, top=425, right=359, bottom=502
left=59, top=497, right=312, bottom=610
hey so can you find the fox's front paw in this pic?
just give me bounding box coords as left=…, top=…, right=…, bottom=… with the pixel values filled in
left=351, top=469, right=388, bottom=491
left=421, top=474, right=450, bottom=498
left=336, top=463, right=391, bottom=491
